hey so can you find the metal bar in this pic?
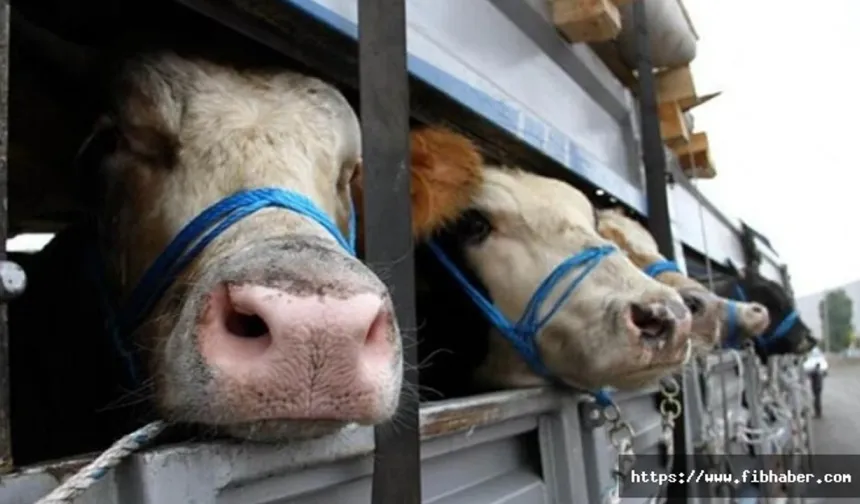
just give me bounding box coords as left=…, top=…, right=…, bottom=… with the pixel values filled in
left=632, top=1, right=672, bottom=260
left=357, top=0, right=420, bottom=502
left=630, top=1, right=693, bottom=500
left=0, top=2, right=10, bottom=474
left=740, top=223, right=761, bottom=274
left=779, top=265, right=794, bottom=297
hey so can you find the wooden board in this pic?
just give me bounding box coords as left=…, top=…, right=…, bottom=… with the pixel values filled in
left=659, top=101, right=690, bottom=148
left=678, top=91, right=721, bottom=112
left=656, top=64, right=696, bottom=103
left=672, top=132, right=716, bottom=179
left=552, top=0, right=622, bottom=43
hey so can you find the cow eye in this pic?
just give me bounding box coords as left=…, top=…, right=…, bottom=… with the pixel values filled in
left=454, top=209, right=492, bottom=245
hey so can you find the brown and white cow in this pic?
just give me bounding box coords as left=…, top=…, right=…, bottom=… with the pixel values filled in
left=596, top=208, right=770, bottom=353
left=399, top=128, right=698, bottom=396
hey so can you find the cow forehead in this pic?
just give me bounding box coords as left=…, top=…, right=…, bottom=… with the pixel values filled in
left=598, top=210, right=658, bottom=252
left=474, top=167, right=596, bottom=231
left=116, top=53, right=359, bottom=154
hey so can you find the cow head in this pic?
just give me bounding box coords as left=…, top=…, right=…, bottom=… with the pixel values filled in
left=76, top=51, right=405, bottom=441
left=596, top=208, right=771, bottom=353
left=409, top=130, right=696, bottom=393
left=720, top=265, right=812, bottom=359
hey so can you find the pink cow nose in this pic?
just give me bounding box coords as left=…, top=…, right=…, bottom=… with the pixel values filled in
left=197, top=283, right=393, bottom=422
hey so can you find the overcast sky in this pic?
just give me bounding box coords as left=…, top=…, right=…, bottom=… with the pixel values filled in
left=683, top=0, right=860, bottom=296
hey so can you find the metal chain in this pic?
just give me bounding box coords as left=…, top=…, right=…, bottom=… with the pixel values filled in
left=649, top=376, right=682, bottom=504
left=659, top=377, right=682, bottom=451
left=602, top=402, right=637, bottom=504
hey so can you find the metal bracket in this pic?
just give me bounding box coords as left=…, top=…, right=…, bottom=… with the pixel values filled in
left=579, top=400, right=606, bottom=429
left=0, top=260, right=26, bottom=303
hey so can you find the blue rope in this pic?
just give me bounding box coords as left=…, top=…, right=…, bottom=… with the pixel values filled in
left=724, top=282, right=799, bottom=351
left=758, top=310, right=800, bottom=352
left=722, top=284, right=747, bottom=349
left=428, top=242, right=616, bottom=407
left=643, top=259, right=681, bottom=278
left=104, top=187, right=356, bottom=382
left=734, top=284, right=747, bottom=301
left=723, top=300, right=741, bottom=350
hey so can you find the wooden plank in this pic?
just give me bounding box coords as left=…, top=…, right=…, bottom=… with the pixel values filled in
left=552, top=0, right=622, bottom=43
left=656, top=64, right=696, bottom=103
left=678, top=91, right=721, bottom=112
left=684, top=158, right=716, bottom=179
left=658, top=101, right=690, bottom=148
left=673, top=131, right=708, bottom=156
left=673, top=132, right=716, bottom=179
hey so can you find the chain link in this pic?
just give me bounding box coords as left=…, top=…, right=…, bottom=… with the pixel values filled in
left=602, top=401, right=636, bottom=504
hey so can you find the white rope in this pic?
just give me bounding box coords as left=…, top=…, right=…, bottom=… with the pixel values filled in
left=35, top=421, right=166, bottom=503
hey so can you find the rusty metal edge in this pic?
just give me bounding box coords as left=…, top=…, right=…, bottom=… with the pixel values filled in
left=7, top=388, right=564, bottom=481
left=419, top=387, right=561, bottom=441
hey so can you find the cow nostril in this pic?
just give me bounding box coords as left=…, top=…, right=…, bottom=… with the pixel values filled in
left=225, top=312, right=269, bottom=339
left=630, top=302, right=671, bottom=342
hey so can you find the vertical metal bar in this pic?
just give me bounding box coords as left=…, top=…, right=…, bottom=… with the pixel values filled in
left=779, top=265, right=794, bottom=298
left=632, top=2, right=672, bottom=259
left=0, top=2, right=11, bottom=474
left=631, top=2, right=693, bottom=500
left=740, top=223, right=761, bottom=275
left=357, top=0, right=420, bottom=503
left=738, top=218, right=774, bottom=497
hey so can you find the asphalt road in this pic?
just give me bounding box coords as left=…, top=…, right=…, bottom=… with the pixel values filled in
left=807, top=357, right=860, bottom=503
left=810, top=358, right=860, bottom=454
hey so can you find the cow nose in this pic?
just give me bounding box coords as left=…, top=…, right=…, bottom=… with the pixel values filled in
left=625, top=299, right=692, bottom=350
left=743, top=302, right=770, bottom=335
left=223, top=284, right=386, bottom=346
left=197, top=283, right=393, bottom=421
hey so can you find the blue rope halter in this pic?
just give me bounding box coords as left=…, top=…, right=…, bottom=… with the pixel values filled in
left=724, top=282, right=799, bottom=351
left=642, top=259, right=681, bottom=279
left=722, top=284, right=747, bottom=349
left=427, top=241, right=617, bottom=406
left=104, top=187, right=357, bottom=383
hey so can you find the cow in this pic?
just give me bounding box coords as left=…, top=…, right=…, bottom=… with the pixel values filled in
left=712, top=264, right=815, bottom=362
left=10, top=44, right=413, bottom=465
left=402, top=129, right=699, bottom=400
left=595, top=208, right=771, bottom=353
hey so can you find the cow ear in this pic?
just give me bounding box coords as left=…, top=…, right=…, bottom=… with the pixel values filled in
left=350, top=126, right=483, bottom=253
left=73, top=115, right=118, bottom=209
left=409, top=126, right=484, bottom=240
